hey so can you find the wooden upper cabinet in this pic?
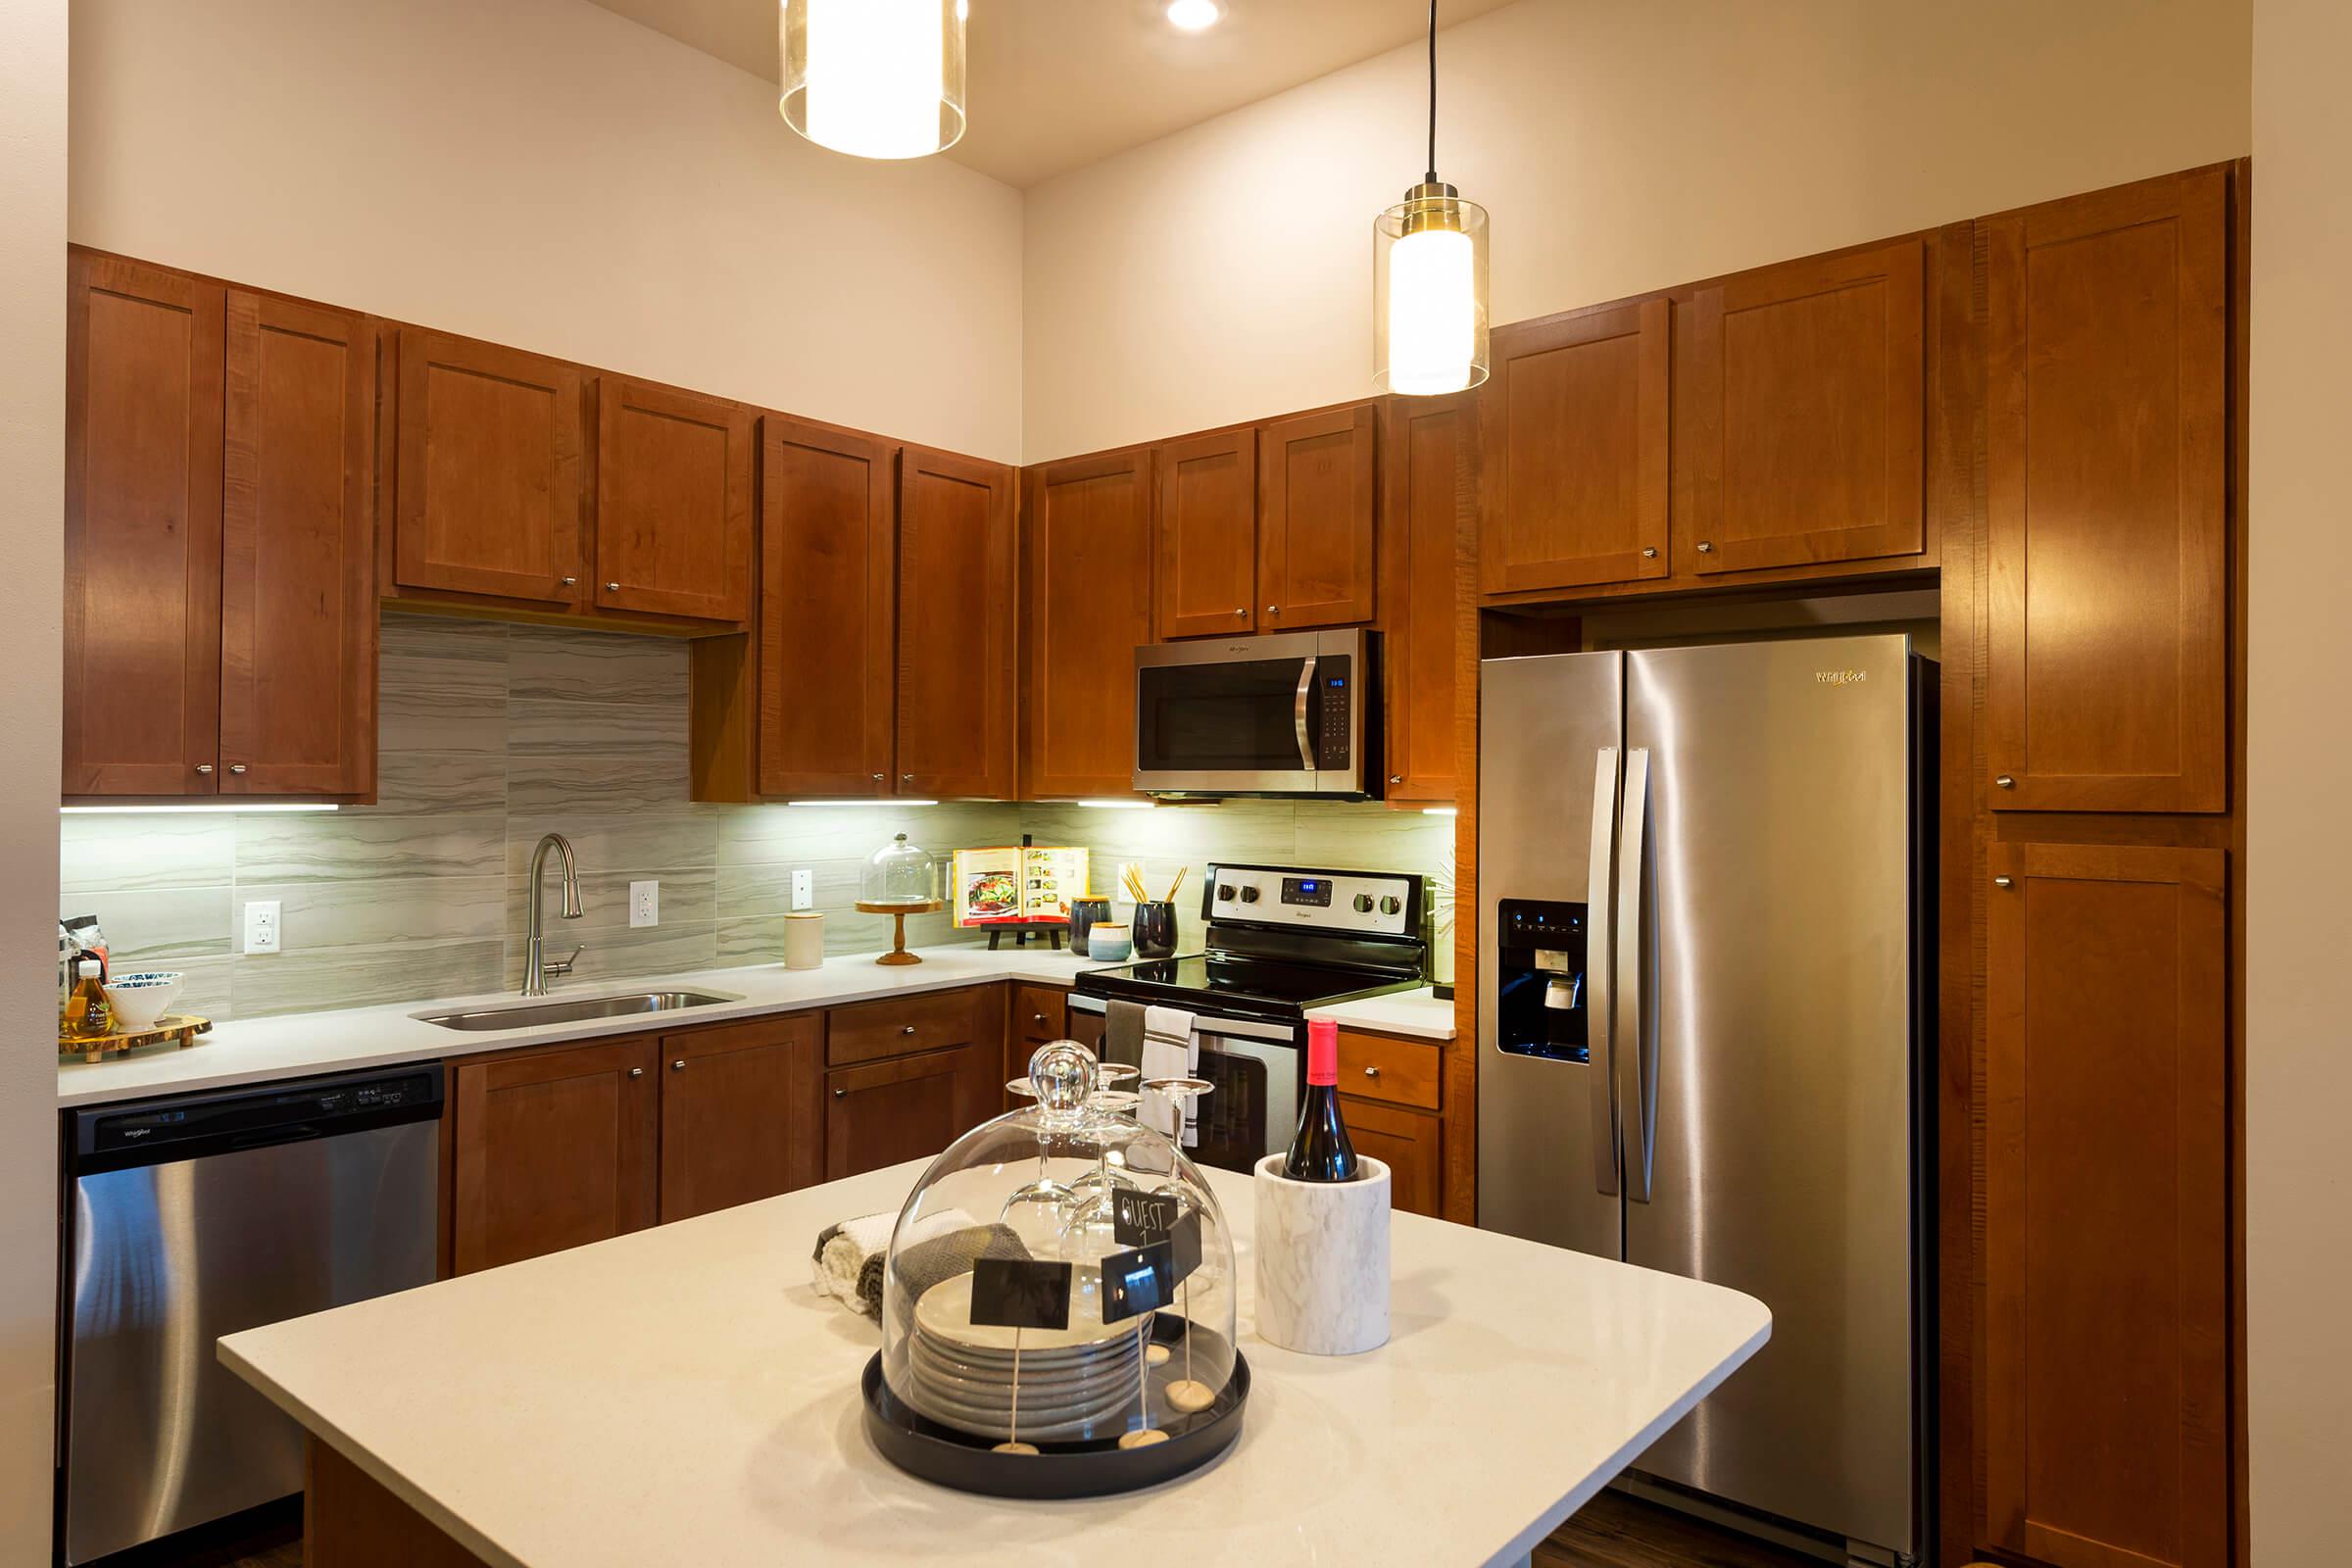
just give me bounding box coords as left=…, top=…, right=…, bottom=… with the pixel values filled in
left=593, top=377, right=753, bottom=622
left=1022, top=450, right=1153, bottom=798
left=1479, top=299, right=1669, bottom=595
left=219, top=291, right=375, bottom=798
left=1154, top=427, right=1257, bottom=638
left=1985, top=842, right=2228, bottom=1568
left=1381, top=391, right=1473, bottom=802
left=756, top=416, right=897, bottom=799
left=1685, top=238, right=1925, bottom=575
left=1257, top=405, right=1376, bottom=629
left=896, top=445, right=1017, bottom=798
left=450, top=1037, right=660, bottom=1275
left=1985, top=171, right=2229, bottom=812
left=658, top=1016, right=823, bottom=1224
left=393, top=328, right=585, bottom=607
left=64, top=253, right=224, bottom=797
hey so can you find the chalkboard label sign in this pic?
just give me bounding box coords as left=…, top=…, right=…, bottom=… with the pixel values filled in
left=1112, top=1189, right=1181, bottom=1247
left=1169, top=1208, right=1202, bottom=1284
left=1098, top=1242, right=1175, bottom=1324
left=968, top=1257, right=1073, bottom=1333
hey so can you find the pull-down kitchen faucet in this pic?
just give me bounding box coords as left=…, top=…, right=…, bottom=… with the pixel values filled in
left=522, top=832, right=584, bottom=997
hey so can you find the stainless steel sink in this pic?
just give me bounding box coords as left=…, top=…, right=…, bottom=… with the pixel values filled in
left=414, top=990, right=740, bottom=1032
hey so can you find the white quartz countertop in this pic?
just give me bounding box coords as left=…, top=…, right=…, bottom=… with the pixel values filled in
left=58, top=945, right=1111, bottom=1108
left=221, top=1160, right=1769, bottom=1568
left=1305, top=984, right=1457, bottom=1040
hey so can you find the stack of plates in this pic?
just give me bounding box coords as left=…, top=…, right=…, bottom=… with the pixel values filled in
left=900, top=1272, right=1150, bottom=1443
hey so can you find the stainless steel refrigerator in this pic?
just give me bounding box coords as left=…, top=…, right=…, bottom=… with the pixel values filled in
left=1478, top=635, right=1932, bottom=1567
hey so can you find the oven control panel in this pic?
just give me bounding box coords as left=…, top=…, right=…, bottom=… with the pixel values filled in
left=1207, top=864, right=1418, bottom=937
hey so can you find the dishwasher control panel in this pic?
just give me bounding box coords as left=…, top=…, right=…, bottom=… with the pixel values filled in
left=77, top=1064, right=445, bottom=1163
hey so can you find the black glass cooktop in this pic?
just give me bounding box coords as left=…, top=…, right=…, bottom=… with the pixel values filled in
left=1076, top=954, right=1417, bottom=1022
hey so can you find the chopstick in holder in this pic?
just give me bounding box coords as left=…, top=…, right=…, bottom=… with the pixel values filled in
left=1165, top=866, right=1187, bottom=903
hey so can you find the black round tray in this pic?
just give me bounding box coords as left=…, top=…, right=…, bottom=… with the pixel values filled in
left=860, top=1319, right=1249, bottom=1498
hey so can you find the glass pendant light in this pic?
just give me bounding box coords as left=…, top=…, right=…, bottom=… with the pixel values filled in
left=1373, top=1, right=1490, bottom=395
left=780, top=0, right=968, bottom=161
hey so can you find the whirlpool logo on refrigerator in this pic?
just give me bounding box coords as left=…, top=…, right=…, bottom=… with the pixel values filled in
left=1813, top=668, right=1869, bottom=686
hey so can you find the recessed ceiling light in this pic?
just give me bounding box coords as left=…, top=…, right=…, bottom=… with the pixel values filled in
left=1165, top=0, right=1222, bottom=32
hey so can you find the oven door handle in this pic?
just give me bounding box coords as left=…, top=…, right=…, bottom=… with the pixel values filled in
left=1293, top=657, right=1319, bottom=772
left=1066, top=995, right=1298, bottom=1045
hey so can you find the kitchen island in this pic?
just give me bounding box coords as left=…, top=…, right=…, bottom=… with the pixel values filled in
left=221, top=1159, right=1768, bottom=1567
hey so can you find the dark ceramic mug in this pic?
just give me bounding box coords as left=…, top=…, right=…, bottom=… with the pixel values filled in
left=1067, top=898, right=1111, bottom=957
left=1130, top=901, right=1179, bottom=960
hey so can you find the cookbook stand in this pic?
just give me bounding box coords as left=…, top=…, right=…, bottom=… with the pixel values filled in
left=983, top=919, right=1066, bottom=952
left=857, top=900, right=944, bottom=965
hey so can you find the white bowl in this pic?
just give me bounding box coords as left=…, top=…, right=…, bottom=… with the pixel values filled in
left=102, top=972, right=183, bottom=1031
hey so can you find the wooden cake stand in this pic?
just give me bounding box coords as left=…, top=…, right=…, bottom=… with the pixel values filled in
left=857, top=900, right=944, bottom=964
left=59, top=1013, right=213, bottom=1065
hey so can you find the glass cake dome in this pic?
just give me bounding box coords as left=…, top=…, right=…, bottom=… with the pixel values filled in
left=860, top=832, right=940, bottom=907
left=864, top=1040, right=1245, bottom=1492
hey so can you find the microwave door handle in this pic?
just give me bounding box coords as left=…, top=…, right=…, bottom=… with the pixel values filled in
left=1587, top=746, right=1621, bottom=1196
left=1615, top=747, right=1655, bottom=1203
left=1293, top=658, right=1318, bottom=771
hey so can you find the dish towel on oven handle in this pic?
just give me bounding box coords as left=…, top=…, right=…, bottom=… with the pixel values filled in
left=1141, top=1004, right=1200, bottom=1148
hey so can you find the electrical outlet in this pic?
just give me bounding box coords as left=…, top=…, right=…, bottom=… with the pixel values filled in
left=243, top=900, right=281, bottom=955
left=791, top=868, right=814, bottom=910
left=629, top=880, right=659, bottom=928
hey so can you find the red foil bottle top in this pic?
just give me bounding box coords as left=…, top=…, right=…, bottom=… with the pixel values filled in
left=1306, top=1017, right=1339, bottom=1086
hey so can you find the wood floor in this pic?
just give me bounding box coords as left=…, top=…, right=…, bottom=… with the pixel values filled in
left=1537, top=1488, right=1827, bottom=1568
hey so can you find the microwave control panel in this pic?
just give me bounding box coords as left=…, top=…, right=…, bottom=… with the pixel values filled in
left=1312, top=656, right=1352, bottom=768
left=1206, top=862, right=1417, bottom=937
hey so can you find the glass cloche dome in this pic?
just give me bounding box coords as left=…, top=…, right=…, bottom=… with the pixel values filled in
left=861, top=1040, right=1247, bottom=1494
left=860, top=832, right=940, bottom=907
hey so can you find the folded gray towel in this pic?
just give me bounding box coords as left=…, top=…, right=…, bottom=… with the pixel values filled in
left=1104, top=998, right=1149, bottom=1073
left=889, top=1222, right=1032, bottom=1323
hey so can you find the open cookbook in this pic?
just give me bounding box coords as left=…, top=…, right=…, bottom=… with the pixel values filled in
left=950, top=846, right=1090, bottom=926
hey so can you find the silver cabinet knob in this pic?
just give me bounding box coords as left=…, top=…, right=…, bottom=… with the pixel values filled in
left=628, top=1067, right=645, bottom=1079
left=1993, top=875, right=2014, bottom=889
left=833, top=1087, right=847, bottom=1099
left=605, top=581, right=620, bottom=592
left=871, top=772, right=884, bottom=781
left=902, top=1024, right=917, bottom=1036
left=562, top=575, right=578, bottom=586
left=227, top=763, right=247, bottom=775
left=1642, top=547, right=1658, bottom=559
left=195, top=762, right=214, bottom=775
left=1234, top=608, right=1247, bottom=616
left=1389, top=774, right=1403, bottom=785
left=1363, top=1066, right=1381, bottom=1079
left=901, top=773, right=913, bottom=782
left=671, top=1058, right=685, bottom=1071
left=1033, top=1013, right=1048, bottom=1026
left=1695, top=541, right=1714, bottom=554
left=1995, top=774, right=2016, bottom=789
left=1266, top=605, right=1279, bottom=615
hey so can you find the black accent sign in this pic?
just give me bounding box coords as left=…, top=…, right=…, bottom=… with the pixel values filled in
left=967, top=1257, right=1073, bottom=1333
left=1098, top=1242, right=1175, bottom=1324
left=1112, top=1188, right=1181, bottom=1247
left=1169, top=1208, right=1202, bottom=1284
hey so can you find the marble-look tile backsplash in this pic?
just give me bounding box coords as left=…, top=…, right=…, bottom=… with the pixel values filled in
left=61, top=613, right=1458, bottom=1020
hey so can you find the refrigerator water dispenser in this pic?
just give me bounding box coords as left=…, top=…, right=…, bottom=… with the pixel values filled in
left=1494, top=899, right=1588, bottom=1061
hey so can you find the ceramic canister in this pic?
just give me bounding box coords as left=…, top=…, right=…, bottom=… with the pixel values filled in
left=782, top=910, right=825, bottom=970
left=1251, top=1154, right=1392, bottom=1355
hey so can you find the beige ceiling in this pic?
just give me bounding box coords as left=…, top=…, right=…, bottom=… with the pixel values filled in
left=585, top=0, right=1519, bottom=187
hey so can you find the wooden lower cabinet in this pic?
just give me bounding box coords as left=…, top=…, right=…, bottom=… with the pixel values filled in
left=1338, top=1098, right=1442, bottom=1218
left=825, top=1041, right=1001, bottom=1181
left=658, top=1015, right=823, bottom=1223
left=1984, top=842, right=2228, bottom=1568
left=450, top=1037, right=660, bottom=1275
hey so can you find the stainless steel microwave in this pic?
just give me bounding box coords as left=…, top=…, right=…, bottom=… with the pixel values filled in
left=1133, top=628, right=1377, bottom=798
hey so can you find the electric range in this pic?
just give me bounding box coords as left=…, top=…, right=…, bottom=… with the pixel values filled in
left=1071, top=862, right=1425, bottom=1171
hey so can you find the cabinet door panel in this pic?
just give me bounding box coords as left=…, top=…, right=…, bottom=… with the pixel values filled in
left=394, top=328, right=584, bottom=606
left=595, top=377, right=753, bottom=622
left=757, top=416, right=895, bottom=798
left=1985, top=843, right=2227, bottom=1568
left=64, top=253, right=224, bottom=796
left=1479, top=299, right=1668, bottom=594
left=897, top=446, right=1016, bottom=799
left=1258, top=405, right=1376, bottom=629
left=1687, top=238, right=1925, bottom=573
left=1155, top=428, right=1257, bottom=638
left=660, top=1015, right=822, bottom=1223
left=451, top=1038, right=659, bottom=1275
left=1022, top=450, right=1153, bottom=798
left=1339, top=1098, right=1442, bottom=1218
left=1381, top=391, right=1473, bottom=801
left=220, top=291, right=374, bottom=798
left=1986, top=172, right=2228, bottom=811
left=825, top=1041, right=999, bottom=1182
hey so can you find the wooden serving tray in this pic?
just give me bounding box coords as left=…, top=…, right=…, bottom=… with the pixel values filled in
left=59, top=1012, right=212, bottom=1065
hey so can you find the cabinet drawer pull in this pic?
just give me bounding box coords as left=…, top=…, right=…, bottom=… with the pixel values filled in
left=833, top=1087, right=847, bottom=1099
left=1234, top=608, right=1247, bottom=617
left=227, top=763, right=247, bottom=775
left=562, top=575, right=578, bottom=587
left=1363, top=1066, right=1381, bottom=1079
left=671, top=1058, right=686, bottom=1071
left=1389, top=774, right=1403, bottom=785
left=1033, top=1013, right=1048, bottom=1026
left=1995, top=774, right=2016, bottom=789
left=1642, top=547, right=1658, bottom=559
left=1265, top=605, right=1279, bottom=615
left=871, top=773, right=885, bottom=781
left=902, top=773, right=913, bottom=783
left=1993, top=875, right=2014, bottom=889
left=1695, top=541, right=1714, bottom=554
left=195, top=762, right=214, bottom=775
left=902, top=1024, right=917, bottom=1036
left=628, top=1067, right=644, bottom=1079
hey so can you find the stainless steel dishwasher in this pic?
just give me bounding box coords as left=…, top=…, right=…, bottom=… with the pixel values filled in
left=59, top=1064, right=442, bottom=1564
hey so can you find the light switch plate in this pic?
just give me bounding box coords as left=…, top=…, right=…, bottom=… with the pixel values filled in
left=791, top=868, right=814, bottom=910
left=629, top=880, right=659, bottom=928
left=244, top=900, right=281, bottom=955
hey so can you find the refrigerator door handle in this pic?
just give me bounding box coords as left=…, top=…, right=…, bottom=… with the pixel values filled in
left=1587, top=746, right=1621, bottom=1196
left=1615, top=747, right=1655, bottom=1202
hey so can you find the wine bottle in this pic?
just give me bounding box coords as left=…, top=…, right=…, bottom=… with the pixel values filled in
left=1284, top=1018, right=1359, bottom=1181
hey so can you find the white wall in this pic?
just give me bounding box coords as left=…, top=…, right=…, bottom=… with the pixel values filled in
left=2247, top=0, right=2352, bottom=1557
left=70, top=0, right=1024, bottom=464
left=1022, top=0, right=2252, bottom=460
left=0, top=0, right=65, bottom=1559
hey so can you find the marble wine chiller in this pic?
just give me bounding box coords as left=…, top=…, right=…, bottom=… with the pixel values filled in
left=1251, top=1154, right=1392, bottom=1355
